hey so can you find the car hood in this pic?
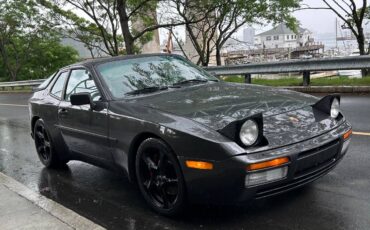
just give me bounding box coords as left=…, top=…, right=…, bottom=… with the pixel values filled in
left=128, top=82, right=318, bottom=130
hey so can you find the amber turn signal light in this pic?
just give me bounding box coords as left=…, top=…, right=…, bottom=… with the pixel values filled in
left=247, top=157, right=290, bottom=171
left=343, top=129, right=352, bottom=140
left=186, top=161, right=214, bottom=170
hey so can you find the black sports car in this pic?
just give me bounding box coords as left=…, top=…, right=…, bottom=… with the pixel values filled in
left=29, top=54, right=352, bottom=216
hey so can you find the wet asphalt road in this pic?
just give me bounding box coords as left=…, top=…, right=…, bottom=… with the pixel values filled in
left=0, top=93, right=370, bottom=230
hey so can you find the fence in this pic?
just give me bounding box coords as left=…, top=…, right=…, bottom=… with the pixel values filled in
left=1, top=55, right=370, bottom=89
left=205, top=55, right=370, bottom=86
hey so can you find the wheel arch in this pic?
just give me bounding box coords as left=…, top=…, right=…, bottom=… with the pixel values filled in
left=31, top=116, right=40, bottom=137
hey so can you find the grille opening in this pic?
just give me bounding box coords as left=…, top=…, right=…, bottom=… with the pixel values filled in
left=298, top=139, right=340, bottom=159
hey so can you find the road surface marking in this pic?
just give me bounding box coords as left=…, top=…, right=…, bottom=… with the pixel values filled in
left=0, top=103, right=28, bottom=107
left=353, top=131, right=370, bottom=136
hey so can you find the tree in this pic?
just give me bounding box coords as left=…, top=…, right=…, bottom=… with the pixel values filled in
left=39, top=0, right=123, bottom=57
left=116, top=0, right=218, bottom=54
left=21, top=39, right=79, bottom=80
left=301, top=0, right=369, bottom=76
left=173, top=0, right=300, bottom=66
left=42, top=0, right=217, bottom=55
left=0, top=0, right=79, bottom=81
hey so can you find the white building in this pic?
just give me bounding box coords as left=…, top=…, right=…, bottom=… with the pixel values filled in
left=243, top=27, right=255, bottom=45
left=255, top=23, right=313, bottom=49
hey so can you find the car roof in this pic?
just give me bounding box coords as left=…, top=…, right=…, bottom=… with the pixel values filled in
left=63, top=53, right=184, bottom=70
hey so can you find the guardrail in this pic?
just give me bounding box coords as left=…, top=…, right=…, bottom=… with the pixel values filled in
left=205, top=55, right=370, bottom=86
left=0, top=79, right=44, bottom=90
left=1, top=55, right=370, bottom=89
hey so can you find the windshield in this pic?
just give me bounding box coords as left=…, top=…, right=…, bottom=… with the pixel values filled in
left=96, top=55, right=218, bottom=98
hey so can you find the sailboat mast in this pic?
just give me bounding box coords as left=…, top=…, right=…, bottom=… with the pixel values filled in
left=335, top=17, right=338, bottom=49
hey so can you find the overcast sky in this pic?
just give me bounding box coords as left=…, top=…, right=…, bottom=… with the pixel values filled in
left=293, top=0, right=341, bottom=35
left=160, top=0, right=369, bottom=43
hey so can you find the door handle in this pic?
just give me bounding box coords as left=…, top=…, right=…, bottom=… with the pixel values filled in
left=58, top=108, right=69, bottom=115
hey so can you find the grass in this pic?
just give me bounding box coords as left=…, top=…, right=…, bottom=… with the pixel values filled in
left=222, top=75, right=370, bottom=86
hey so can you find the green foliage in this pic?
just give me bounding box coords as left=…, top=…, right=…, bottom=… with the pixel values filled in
left=20, top=39, right=79, bottom=80
left=0, top=0, right=79, bottom=81
left=39, top=0, right=123, bottom=56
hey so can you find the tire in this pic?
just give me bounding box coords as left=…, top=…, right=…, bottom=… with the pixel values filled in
left=135, top=138, right=186, bottom=216
left=34, top=119, right=68, bottom=168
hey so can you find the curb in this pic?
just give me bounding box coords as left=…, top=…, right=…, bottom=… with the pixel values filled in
left=279, top=86, right=370, bottom=93
left=0, top=172, right=105, bottom=230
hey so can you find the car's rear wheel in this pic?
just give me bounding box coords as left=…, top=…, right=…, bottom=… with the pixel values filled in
left=34, top=119, right=68, bottom=168
left=135, top=138, right=186, bottom=216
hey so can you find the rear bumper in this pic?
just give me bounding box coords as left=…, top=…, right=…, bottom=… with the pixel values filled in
left=180, top=121, right=352, bottom=204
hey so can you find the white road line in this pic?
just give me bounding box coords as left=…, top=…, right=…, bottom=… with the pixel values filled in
left=0, top=172, right=105, bottom=230
left=0, top=103, right=28, bottom=107
left=353, top=131, right=370, bottom=137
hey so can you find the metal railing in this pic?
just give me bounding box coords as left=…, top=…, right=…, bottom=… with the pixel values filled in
left=1, top=55, right=370, bottom=89
left=205, top=55, right=370, bottom=86
left=0, top=79, right=44, bottom=90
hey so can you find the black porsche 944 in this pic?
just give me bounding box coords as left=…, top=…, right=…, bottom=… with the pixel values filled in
left=29, top=54, right=352, bottom=216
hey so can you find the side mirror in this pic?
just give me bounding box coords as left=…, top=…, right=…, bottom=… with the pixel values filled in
left=70, top=93, right=95, bottom=109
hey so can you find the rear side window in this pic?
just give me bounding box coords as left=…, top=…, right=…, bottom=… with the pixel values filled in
left=50, top=72, right=69, bottom=99
left=37, top=72, right=56, bottom=90
left=64, top=69, right=101, bottom=102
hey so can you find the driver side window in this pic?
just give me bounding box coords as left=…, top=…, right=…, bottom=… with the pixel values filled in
left=64, top=69, right=101, bottom=102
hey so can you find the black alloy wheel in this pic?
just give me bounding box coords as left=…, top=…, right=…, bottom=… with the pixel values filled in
left=136, top=138, right=186, bottom=216
left=34, top=119, right=67, bottom=168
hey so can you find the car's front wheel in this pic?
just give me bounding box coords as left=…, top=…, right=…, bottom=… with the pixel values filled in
left=135, top=138, right=186, bottom=216
left=34, top=119, right=68, bottom=168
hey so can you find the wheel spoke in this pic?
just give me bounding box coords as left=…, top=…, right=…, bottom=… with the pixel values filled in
left=159, top=185, right=170, bottom=208
left=44, top=140, right=51, bottom=148
left=36, top=131, right=44, bottom=140
left=37, top=146, right=44, bottom=153
left=144, top=177, right=154, bottom=190
left=157, top=151, right=166, bottom=173
left=143, top=155, right=158, bottom=171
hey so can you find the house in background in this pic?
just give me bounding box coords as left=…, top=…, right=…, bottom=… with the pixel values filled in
left=255, top=23, right=313, bottom=49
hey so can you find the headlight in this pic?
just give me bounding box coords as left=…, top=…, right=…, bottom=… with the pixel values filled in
left=239, top=120, right=259, bottom=146
left=330, top=98, right=340, bottom=118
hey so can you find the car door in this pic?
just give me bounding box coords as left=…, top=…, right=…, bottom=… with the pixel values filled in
left=57, top=68, right=112, bottom=162
left=39, top=71, right=69, bottom=151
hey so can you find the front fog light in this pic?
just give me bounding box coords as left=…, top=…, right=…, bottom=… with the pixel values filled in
left=245, top=166, right=288, bottom=187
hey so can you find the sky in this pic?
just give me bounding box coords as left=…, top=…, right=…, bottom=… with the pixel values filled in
left=293, top=0, right=347, bottom=35
left=261, top=0, right=368, bottom=35
left=160, top=0, right=368, bottom=45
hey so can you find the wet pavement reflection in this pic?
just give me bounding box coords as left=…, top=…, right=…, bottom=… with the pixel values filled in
left=0, top=93, right=370, bottom=229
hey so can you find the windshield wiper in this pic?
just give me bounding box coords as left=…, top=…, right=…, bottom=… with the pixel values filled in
left=172, top=79, right=209, bottom=86
left=125, top=86, right=168, bottom=95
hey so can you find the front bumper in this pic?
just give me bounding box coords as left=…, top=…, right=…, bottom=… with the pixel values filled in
left=180, top=121, right=352, bottom=204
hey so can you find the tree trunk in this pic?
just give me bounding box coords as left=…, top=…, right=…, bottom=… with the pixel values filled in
left=117, top=0, right=135, bottom=55
left=357, top=30, right=369, bottom=77
left=216, top=47, right=221, bottom=66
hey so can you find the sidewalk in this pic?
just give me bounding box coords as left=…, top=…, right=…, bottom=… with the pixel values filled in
left=0, top=172, right=105, bottom=230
